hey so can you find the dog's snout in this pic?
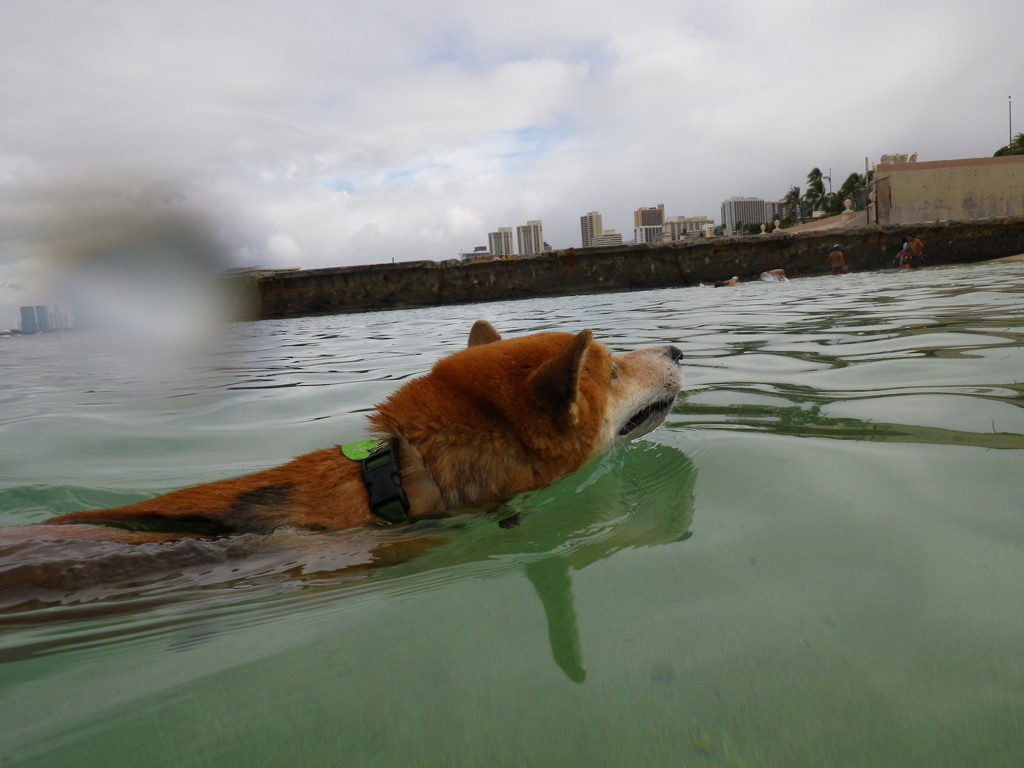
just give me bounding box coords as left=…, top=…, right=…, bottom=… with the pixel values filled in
left=664, top=345, right=684, bottom=364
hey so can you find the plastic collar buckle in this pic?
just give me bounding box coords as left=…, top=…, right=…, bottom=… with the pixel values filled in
left=361, top=439, right=410, bottom=524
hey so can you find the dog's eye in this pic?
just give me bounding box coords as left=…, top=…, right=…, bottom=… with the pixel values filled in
left=611, top=363, right=619, bottom=380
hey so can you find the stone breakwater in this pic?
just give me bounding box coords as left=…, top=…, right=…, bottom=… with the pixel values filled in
left=228, top=216, right=1024, bottom=321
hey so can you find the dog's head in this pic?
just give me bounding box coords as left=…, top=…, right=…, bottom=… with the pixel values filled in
left=372, top=321, right=683, bottom=511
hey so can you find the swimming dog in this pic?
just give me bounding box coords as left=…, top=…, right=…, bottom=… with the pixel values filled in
left=20, top=321, right=683, bottom=542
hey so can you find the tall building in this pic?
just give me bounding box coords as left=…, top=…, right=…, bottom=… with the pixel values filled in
left=634, top=225, right=663, bottom=244
left=719, top=197, right=782, bottom=236
left=580, top=211, right=603, bottom=247
left=34, top=305, right=49, bottom=333
left=19, top=306, right=37, bottom=333
left=663, top=216, right=715, bottom=242
left=488, top=227, right=514, bottom=257
left=634, top=204, right=665, bottom=228
left=48, top=305, right=73, bottom=330
left=516, top=220, right=544, bottom=256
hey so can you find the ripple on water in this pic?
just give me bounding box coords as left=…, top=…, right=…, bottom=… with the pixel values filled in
left=1, top=261, right=1024, bottom=767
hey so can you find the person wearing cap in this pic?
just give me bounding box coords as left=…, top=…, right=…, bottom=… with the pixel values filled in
left=828, top=244, right=848, bottom=275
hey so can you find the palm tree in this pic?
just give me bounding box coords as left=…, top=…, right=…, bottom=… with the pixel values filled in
left=782, top=185, right=802, bottom=225
left=827, top=172, right=867, bottom=215
left=802, top=168, right=826, bottom=216
left=994, top=133, right=1024, bottom=156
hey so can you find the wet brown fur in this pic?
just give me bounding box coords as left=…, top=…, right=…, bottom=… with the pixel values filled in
left=23, top=321, right=681, bottom=543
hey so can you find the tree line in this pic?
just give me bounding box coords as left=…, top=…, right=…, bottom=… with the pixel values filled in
left=778, top=167, right=871, bottom=228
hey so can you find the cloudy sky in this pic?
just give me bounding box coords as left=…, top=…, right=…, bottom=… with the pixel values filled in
left=1, top=0, right=1022, bottom=327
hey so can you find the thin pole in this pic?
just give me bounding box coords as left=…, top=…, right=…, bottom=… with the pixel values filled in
left=1010, top=96, right=1013, bottom=142
left=866, top=156, right=873, bottom=225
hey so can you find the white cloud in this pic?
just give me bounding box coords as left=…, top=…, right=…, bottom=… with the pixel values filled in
left=266, top=233, right=301, bottom=262
left=2, top=0, right=1023, bottom=326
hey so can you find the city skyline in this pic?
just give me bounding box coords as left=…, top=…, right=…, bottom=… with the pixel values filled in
left=10, top=304, right=74, bottom=334
left=478, top=201, right=709, bottom=255
left=475, top=193, right=781, bottom=254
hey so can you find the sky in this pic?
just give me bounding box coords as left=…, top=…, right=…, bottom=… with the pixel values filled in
left=1, top=0, right=1023, bottom=328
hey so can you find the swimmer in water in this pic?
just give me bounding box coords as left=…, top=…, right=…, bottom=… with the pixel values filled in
left=759, top=269, right=788, bottom=282
left=828, top=245, right=849, bottom=275
left=713, top=276, right=739, bottom=287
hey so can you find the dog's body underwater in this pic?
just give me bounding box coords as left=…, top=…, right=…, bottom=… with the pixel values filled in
left=9, top=321, right=683, bottom=545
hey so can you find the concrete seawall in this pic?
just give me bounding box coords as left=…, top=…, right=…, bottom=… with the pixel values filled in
left=231, top=216, right=1024, bottom=321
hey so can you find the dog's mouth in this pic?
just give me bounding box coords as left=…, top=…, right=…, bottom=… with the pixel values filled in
left=618, top=397, right=676, bottom=438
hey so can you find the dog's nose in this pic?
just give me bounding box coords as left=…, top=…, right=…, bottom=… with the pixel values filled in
left=664, top=345, right=684, bottom=364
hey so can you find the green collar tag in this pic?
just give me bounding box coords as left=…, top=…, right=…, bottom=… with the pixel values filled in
left=341, top=439, right=380, bottom=461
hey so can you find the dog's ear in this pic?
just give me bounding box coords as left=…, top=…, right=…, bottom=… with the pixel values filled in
left=529, top=330, right=592, bottom=420
left=468, top=320, right=502, bottom=347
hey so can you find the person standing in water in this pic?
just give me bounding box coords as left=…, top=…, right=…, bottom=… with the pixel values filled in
left=893, top=237, right=909, bottom=268
left=828, top=245, right=848, bottom=275
left=907, top=233, right=925, bottom=269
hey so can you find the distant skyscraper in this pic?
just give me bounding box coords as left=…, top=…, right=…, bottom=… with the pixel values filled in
left=634, top=204, right=665, bottom=228
left=48, top=304, right=74, bottom=330
left=516, top=220, right=544, bottom=256
left=488, top=227, right=514, bottom=257
left=34, top=305, right=49, bottom=332
left=719, top=197, right=781, bottom=236
left=19, top=306, right=37, bottom=333
left=580, top=211, right=604, bottom=248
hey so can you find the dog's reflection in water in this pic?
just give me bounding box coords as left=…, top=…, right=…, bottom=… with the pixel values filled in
left=0, top=441, right=695, bottom=684
left=432, top=440, right=696, bottom=683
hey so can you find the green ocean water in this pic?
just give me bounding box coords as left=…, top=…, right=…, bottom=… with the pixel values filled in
left=1, top=263, right=1023, bottom=766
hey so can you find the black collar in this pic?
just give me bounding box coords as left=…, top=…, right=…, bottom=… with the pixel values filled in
left=359, top=439, right=411, bottom=524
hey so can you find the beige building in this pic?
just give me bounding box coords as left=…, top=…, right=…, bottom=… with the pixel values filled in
left=516, top=220, right=544, bottom=256
left=873, top=154, right=1024, bottom=225
left=662, top=215, right=715, bottom=241
left=581, top=211, right=627, bottom=248
left=634, top=204, right=665, bottom=227
left=580, top=211, right=603, bottom=247
left=488, top=227, right=514, bottom=257
left=592, top=231, right=623, bottom=247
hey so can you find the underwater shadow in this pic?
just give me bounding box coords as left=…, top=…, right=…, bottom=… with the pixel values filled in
left=523, top=441, right=696, bottom=682
left=0, top=442, right=696, bottom=684
left=382, top=440, right=697, bottom=682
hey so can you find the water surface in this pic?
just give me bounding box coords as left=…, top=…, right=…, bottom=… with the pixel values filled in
left=2, top=263, right=1023, bottom=766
